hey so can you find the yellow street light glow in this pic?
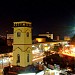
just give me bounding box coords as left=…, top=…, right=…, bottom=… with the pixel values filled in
left=32, top=56, right=45, bottom=61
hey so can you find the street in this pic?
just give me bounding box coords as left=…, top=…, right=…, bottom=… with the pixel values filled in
left=0, top=53, right=44, bottom=75
left=0, top=56, right=13, bottom=75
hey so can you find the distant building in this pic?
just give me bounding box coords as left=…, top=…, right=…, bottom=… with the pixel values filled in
left=7, top=34, right=13, bottom=39
left=6, top=33, right=68, bottom=53
left=56, top=36, right=60, bottom=41
left=64, top=36, right=70, bottom=41
left=38, top=32, right=53, bottom=39
left=7, top=34, right=13, bottom=46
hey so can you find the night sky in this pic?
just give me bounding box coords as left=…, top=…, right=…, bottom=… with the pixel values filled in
left=0, top=0, right=75, bottom=39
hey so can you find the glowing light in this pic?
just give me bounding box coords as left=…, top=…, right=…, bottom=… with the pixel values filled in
left=32, top=48, right=39, bottom=54
left=36, top=38, right=44, bottom=42
left=10, top=65, right=13, bottom=68
left=18, top=73, right=36, bottom=75
left=32, top=56, right=45, bottom=61
left=44, top=46, right=50, bottom=51
left=36, top=71, right=44, bottom=75
left=61, top=47, right=75, bottom=57
left=32, top=45, right=35, bottom=47
left=44, top=44, right=48, bottom=46
left=71, top=47, right=75, bottom=53
left=65, top=44, right=70, bottom=47
left=59, top=45, right=75, bottom=57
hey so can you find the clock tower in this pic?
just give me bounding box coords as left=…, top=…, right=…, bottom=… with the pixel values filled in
left=13, top=21, right=32, bottom=67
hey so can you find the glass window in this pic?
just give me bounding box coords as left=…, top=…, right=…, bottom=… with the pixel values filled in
left=17, top=32, right=21, bottom=37
left=27, top=54, right=29, bottom=62
left=17, top=54, right=20, bottom=63
left=27, top=32, right=29, bottom=37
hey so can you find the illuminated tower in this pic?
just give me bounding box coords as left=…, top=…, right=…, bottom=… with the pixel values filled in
left=13, top=21, right=32, bottom=67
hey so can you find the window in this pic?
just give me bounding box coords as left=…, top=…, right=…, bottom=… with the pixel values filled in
left=26, top=32, right=29, bottom=37
left=17, top=32, right=21, bottom=37
left=27, top=54, right=29, bottom=62
left=17, top=54, right=20, bottom=63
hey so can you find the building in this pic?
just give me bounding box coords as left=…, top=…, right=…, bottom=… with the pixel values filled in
left=3, top=21, right=45, bottom=75
left=64, top=36, right=71, bottom=41
left=7, top=34, right=13, bottom=46
left=13, top=21, right=32, bottom=67
left=38, top=32, right=53, bottom=39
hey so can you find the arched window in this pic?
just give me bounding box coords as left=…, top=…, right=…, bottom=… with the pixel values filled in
left=27, top=54, right=29, bottom=62
left=17, top=54, right=20, bottom=63
left=26, top=32, right=29, bottom=37
left=17, top=32, right=21, bottom=37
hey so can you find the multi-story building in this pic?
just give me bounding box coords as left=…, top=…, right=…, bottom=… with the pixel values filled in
left=38, top=32, right=53, bottom=39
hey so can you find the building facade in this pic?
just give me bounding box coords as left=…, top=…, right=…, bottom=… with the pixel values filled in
left=13, top=21, right=32, bottom=67
left=38, top=32, right=53, bottom=39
